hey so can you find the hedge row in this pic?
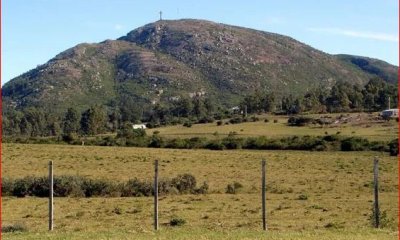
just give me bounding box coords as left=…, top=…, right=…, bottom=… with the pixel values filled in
left=2, top=174, right=208, bottom=198
left=110, top=135, right=396, bottom=154
left=4, top=135, right=398, bottom=155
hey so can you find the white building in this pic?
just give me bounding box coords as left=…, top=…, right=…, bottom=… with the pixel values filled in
left=132, top=124, right=147, bottom=130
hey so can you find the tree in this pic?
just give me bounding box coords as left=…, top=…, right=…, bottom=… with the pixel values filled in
left=326, top=83, right=351, bottom=112
left=204, top=98, right=216, bottom=115
left=260, top=93, right=275, bottom=112
left=19, top=117, right=32, bottom=136
left=23, top=107, right=46, bottom=137
left=62, top=108, right=80, bottom=135
left=192, top=97, right=206, bottom=118
left=80, top=105, right=107, bottom=135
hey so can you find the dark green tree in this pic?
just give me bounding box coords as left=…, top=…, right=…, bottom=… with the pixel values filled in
left=62, top=108, right=80, bottom=135
left=80, top=105, right=107, bottom=135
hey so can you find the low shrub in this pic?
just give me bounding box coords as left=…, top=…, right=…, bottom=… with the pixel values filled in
left=3, top=173, right=205, bottom=198
left=389, top=139, right=398, bottom=156
left=2, top=178, right=14, bottom=196
left=171, top=174, right=197, bottom=193
left=297, top=194, right=308, bottom=200
left=205, top=140, right=226, bottom=150
left=149, top=135, right=165, bottom=148
left=2, top=223, right=27, bottom=233
left=341, top=137, right=369, bottom=151
left=250, top=116, right=260, bottom=122
left=170, top=217, right=186, bottom=226
left=288, top=116, right=315, bottom=126
left=229, top=117, right=243, bottom=124
left=198, top=117, right=215, bottom=124
left=183, top=121, right=192, bottom=128
left=121, top=178, right=152, bottom=197
left=222, top=137, right=244, bottom=149
left=226, top=181, right=243, bottom=194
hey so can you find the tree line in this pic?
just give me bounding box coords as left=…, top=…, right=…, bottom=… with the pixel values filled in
left=241, top=78, right=398, bottom=115
left=2, top=77, right=397, bottom=138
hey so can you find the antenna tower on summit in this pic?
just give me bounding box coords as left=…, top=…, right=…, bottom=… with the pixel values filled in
left=159, top=11, right=163, bottom=21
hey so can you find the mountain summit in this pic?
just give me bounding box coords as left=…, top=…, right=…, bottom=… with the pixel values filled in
left=3, top=19, right=397, bottom=113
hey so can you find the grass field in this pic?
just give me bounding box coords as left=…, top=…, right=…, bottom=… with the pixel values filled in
left=146, top=113, right=398, bottom=141
left=2, top=143, right=398, bottom=239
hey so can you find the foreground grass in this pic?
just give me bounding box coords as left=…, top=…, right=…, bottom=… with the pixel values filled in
left=3, top=228, right=398, bottom=240
left=3, top=144, right=397, bottom=192
left=2, top=143, right=398, bottom=239
left=3, top=193, right=397, bottom=232
left=147, top=113, right=397, bottom=141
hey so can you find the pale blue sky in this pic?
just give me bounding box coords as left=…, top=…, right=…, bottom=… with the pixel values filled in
left=2, top=0, right=398, bottom=85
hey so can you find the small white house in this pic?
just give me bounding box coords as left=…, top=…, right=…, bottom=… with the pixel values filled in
left=381, top=109, right=399, bottom=118
left=132, top=124, right=147, bottom=130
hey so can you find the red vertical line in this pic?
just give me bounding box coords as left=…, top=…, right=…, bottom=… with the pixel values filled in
left=394, top=2, right=400, bottom=240
left=0, top=0, right=3, bottom=237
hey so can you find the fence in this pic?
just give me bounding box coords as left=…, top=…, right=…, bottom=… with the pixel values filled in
left=2, top=157, right=383, bottom=232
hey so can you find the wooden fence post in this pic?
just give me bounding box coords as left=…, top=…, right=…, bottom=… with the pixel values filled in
left=48, top=161, right=54, bottom=231
left=373, top=157, right=379, bottom=228
left=154, top=160, right=159, bottom=230
left=262, top=159, right=267, bottom=231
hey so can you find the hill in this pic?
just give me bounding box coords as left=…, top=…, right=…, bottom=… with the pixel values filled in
left=3, top=19, right=398, bottom=115
left=336, top=54, right=398, bottom=84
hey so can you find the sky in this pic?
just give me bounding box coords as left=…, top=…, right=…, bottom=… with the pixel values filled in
left=2, top=0, right=399, bottom=85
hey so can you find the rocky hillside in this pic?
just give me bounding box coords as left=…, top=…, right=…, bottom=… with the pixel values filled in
left=336, top=54, right=398, bottom=84
left=3, top=19, right=397, bottom=113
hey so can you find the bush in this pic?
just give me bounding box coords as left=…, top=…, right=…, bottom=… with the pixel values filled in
left=29, top=176, right=50, bottom=197
left=187, top=137, right=207, bottom=149
left=165, top=138, right=189, bottom=149
left=250, top=116, right=260, bottom=122
left=4, top=173, right=203, bottom=198
left=54, top=175, right=85, bottom=197
left=183, top=121, right=192, bottom=128
left=288, top=116, right=314, bottom=126
left=229, top=117, right=243, bottom=124
left=2, top=223, right=27, bottom=233
left=205, top=140, right=226, bottom=150
left=217, top=121, right=223, bottom=126
left=172, top=174, right=197, bottom=193
left=170, top=217, right=186, bottom=226
left=222, top=137, right=243, bottom=149
left=341, top=137, right=369, bottom=151
left=121, top=178, right=152, bottom=197
left=62, top=133, right=78, bottom=143
left=226, top=182, right=243, bottom=194
left=297, top=194, right=308, bottom=200
left=149, top=135, right=165, bottom=148
left=2, top=178, right=14, bottom=196
left=194, top=181, right=209, bottom=194
left=198, top=116, right=215, bottom=124
left=117, top=125, right=146, bottom=139
left=389, top=139, right=398, bottom=156
left=12, top=178, right=30, bottom=197
left=82, top=179, right=116, bottom=197
left=146, top=122, right=160, bottom=129
left=100, top=136, right=117, bottom=146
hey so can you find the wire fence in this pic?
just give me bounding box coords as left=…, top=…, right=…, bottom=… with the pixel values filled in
left=2, top=157, right=392, bottom=232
